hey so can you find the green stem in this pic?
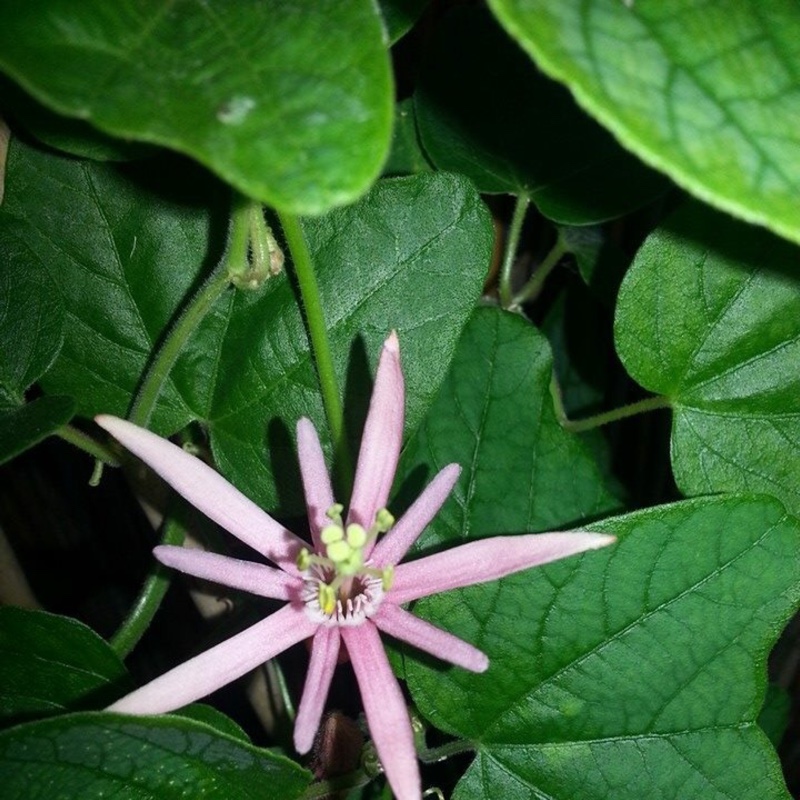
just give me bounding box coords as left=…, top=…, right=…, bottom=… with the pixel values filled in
left=110, top=511, right=185, bottom=657
left=127, top=198, right=250, bottom=427
left=56, top=424, right=119, bottom=465
left=513, top=233, right=567, bottom=306
left=498, top=192, right=530, bottom=308
left=278, top=211, right=352, bottom=493
left=418, top=738, right=476, bottom=764
left=550, top=373, right=672, bottom=433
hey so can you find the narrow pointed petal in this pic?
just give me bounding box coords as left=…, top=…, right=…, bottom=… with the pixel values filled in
left=390, top=532, right=615, bottom=605
left=154, top=545, right=297, bottom=601
left=108, top=605, right=317, bottom=715
left=342, top=624, right=420, bottom=800
left=373, top=604, right=488, bottom=673
left=371, top=464, right=461, bottom=567
left=348, top=332, right=404, bottom=532
left=297, top=418, right=335, bottom=550
left=294, top=626, right=341, bottom=754
left=96, top=415, right=305, bottom=572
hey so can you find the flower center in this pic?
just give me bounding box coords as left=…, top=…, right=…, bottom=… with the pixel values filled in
left=297, top=503, right=395, bottom=626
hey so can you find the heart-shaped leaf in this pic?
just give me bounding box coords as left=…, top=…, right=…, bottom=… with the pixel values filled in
left=408, top=496, right=798, bottom=800
left=615, top=202, right=800, bottom=516
left=0, top=712, right=311, bottom=799
left=415, top=7, right=668, bottom=224
left=0, top=0, right=393, bottom=214
left=488, top=0, right=800, bottom=244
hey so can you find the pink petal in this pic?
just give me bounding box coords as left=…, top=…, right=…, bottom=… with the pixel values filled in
left=348, top=332, right=404, bottom=534
left=96, top=415, right=306, bottom=573
left=373, top=604, right=488, bottom=672
left=371, top=464, right=461, bottom=567
left=107, top=605, right=317, bottom=715
left=297, top=418, right=335, bottom=551
left=154, top=545, right=297, bottom=601
left=293, top=626, right=340, bottom=754
left=390, top=532, right=615, bottom=605
left=342, top=623, right=420, bottom=800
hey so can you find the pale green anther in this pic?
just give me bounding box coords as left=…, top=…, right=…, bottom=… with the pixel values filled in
left=346, top=523, right=367, bottom=548
left=375, top=508, right=395, bottom=532
left=321, top=524, right=344, bottom=545
left=327, top=539, right=352, bottom=563
left=318, top=583, right=337, bottom=615
left=381, top=565, right=394, bottom=591
left=326, top=503, right=344, bottom=520
left=297, top=547, right=311, bottom=570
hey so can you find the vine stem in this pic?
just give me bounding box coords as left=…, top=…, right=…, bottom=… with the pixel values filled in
left=550, top=373, right=672, bottom=433
left=56, top=424, right=119, bottom=465
left=513, top=232, right=567, bottom=306
left=110, top=510, right=185, bottom=657
left=498, top=192, right=530, bottom=308
left=127, top=197, right=250, bottom=427
left=277, top=211, right=353, bottom=494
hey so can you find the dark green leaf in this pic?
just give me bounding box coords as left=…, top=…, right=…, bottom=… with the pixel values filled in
left=380, top=0, right=428, bottom=43
left=415, top=7, right=668, bottom=223
left=177, top=704, right=251, bottom=743
left=0, top=396, right=76, bottom=466
left=0, top=139, right=226, bottom=435
left=758, top=684, right=790, bottom=748
left=408, top=496, right=799, bottom=800
left=398, top=306, right=621, bottom=551
left=615, top=202, right=800, bottom=515
left=488, top=0, right=800, bottom=244
left=209, top=173, right=494, bottom=510
left=0, top=608, right=127, bottom=726
left=0, top=712, right=311, bottom=799
left=383, top=99, right=432, bottom=178
left=0, top=0, right=393, bottom=214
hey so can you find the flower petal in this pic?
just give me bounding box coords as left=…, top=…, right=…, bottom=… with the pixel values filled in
left=108, top=605, right=317, bottom=715
left=96, top=415, right=306, bottom=572
left=390, top=532, right=615, bottom=605
left=342, top=623, right=420, bottom=800
left=373, top=604, right=488, bottom=672
left=294, top=626, right=340, bottom=754
left=154, top=545, right=297, bottom=601
left=297, top=417, right=335, bottom=550
left=348, top=332, right=404, bottom=532
left=371, top=464, right=461, bottom=567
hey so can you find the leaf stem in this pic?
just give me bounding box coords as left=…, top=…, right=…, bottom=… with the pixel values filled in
left=127, top=196, right=250, bottom=427
left=56, top=424, right=119, bottom=466
left=109, top=510, right=185, bottom=657
left=277, top=211, right=353, bottom=493
left=498, top=192, right=530, bottom=308
left=550, top=373, right=672, bottom=433
left=417, top=738, right=476, bottom=763
left=513, top=232, right=567, bottom=306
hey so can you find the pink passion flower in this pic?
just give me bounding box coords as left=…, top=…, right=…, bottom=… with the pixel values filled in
left=97, top=332, right=614, bottom=800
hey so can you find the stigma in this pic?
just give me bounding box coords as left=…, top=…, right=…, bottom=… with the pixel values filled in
left=298, top=503, right=395, bottom=625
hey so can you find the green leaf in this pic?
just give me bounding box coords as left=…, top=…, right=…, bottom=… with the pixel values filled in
left=0, top=608, right=127, bottom=726
left=407, top=496, right=799, bottom=800
left=176, top=704, right=251, bottom=743
left=0, top=0, right=393, bottom=214
left=0, top=396, right=76, bottom=466
left=414, top=7, right=668, bottom=224
left=0, top=712, right=311, bottom=799
left=379, top=0, right=428, bottom=43
left=614, top=202, right=800, bottom=516
left=0, top=139, right=222, bottom=436
left=383, top=99, right=432, bottom=178
left=208, top=173, right=494, bottom=510
left=488, top=0, right=800, bottom=245
left=1, top=140, right=492, bottom=511
left=398, top=306, right=621, bottom=550
left=1, top=78, right=153, bottom=162
left=758, top=684, right=790, bottom=748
